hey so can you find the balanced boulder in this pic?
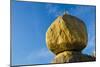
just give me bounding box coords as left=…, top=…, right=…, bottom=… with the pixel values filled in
left=46, top=14, right=87, bottom=55
left=46, top=13, right=95, bottom=63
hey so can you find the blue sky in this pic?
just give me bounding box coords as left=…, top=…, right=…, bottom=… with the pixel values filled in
left=12, top=1, right=96, bottom=66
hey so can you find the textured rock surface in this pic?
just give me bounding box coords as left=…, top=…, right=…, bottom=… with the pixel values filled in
left=46, top=14, right=87, bottom=55
left=46, top=13, right=95, bottom=63
left=52, top=51, right=95, bottom=63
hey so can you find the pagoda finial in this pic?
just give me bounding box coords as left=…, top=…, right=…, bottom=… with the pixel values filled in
left=63, top=9, right=67, bottom=15
left=64, top=9, right=69, bottom=14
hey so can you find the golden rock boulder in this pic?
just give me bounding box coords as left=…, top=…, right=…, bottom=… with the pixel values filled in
left=46, top=14, right=88, bottom=55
